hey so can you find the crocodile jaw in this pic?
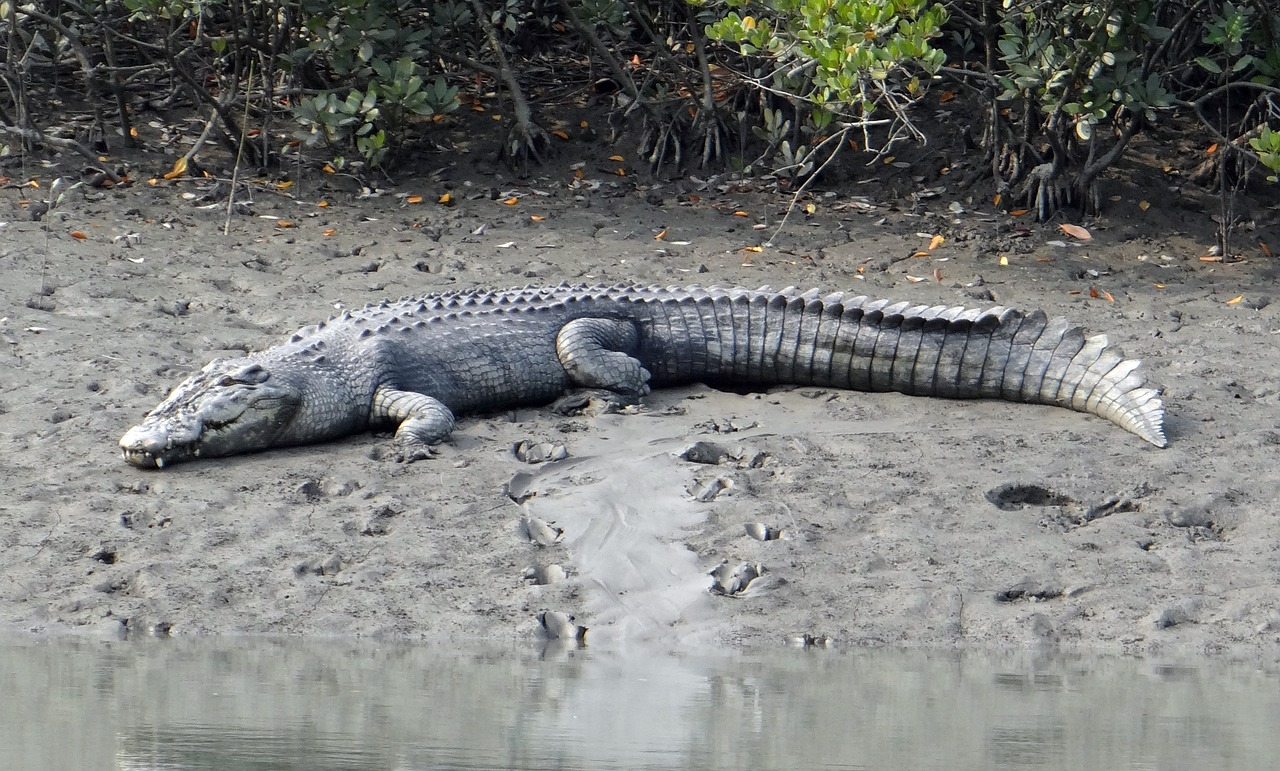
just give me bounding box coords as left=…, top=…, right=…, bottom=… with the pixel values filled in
left=119, top=358, right=301, bottom=469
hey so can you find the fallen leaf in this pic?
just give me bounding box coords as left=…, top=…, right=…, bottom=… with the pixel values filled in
left=1261, top=241, right=1272, bottom=258
left=993, top=193, right=1003, bottom=206
left=905, top=275, right=927, bottom=283
left=162, top=157, right=188, bottom=180
left=609, top=154, right=625, bottom=162
left=1138, top=200, right=1150, bottom=211
left=322, top=228, right=337, bottom=237
left=939, top=90, right=955, bottom=103
left=437, top=192, right=453, bottom=205
left=1226, top=294, right=1244, bottom=305
left=733, top=211, right=749, bottom=217
left=580, top=120, right=589, bottom=128
left=999, top=255, right=1009, bottom=266
left=276, top=180, right=294, bottom=190
left=1207, top=142, right=1218, bottom=154
left=530, top=215, right=545, bottom=222
left=1199, top=255, right=1222, bottom=262
left=70, top=230, right=87, bottom=239
left=616, top=168, right=626, bottom=176
left=1154, top=283, right=1166, bottom=288
left=1059, top=223, right=1092, bottom=240
left=933, top=268, right=943, bottom=282
left=502, top=197, right=519, bottom=206
left=740, top=245, right=763, bottom=253
left=910, top=250, right=930, bottom=258
left=406, top=194, right=423, bottom=204
left=1009, top=208, right=1029, bottom=216
left=654, top=227, right=668, bottom=240
left=317, top=200, right=330, bottom=208
left=928, top=234, right=945, bottom=250
left=804, top=202, right=816, bottom=215
left=321, top=163, right=336, bottom=174
left=276, top=220, right=294, bottom=228
left=551, top=130, right=569, bottom=140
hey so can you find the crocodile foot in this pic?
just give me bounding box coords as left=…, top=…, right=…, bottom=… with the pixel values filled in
left=550, top=388, right=639, bottom=416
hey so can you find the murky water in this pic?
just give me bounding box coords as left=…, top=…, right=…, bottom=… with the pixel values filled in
left=3, top=637, right=1278, bottom=770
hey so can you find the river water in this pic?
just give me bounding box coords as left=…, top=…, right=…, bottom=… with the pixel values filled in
left=3, top=637, right=1278, bottom=770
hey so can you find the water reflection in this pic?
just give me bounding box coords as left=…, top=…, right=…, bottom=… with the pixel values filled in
left=4, top=637, right=1278, bottom=770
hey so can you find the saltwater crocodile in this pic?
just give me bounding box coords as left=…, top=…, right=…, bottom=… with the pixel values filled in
left=119, top=284, right=1167, bottom=468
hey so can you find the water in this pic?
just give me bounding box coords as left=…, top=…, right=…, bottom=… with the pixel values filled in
left=3, top=637, right=1278, bottom=770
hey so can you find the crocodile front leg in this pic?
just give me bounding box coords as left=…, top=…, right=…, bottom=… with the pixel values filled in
left=552, top=317, right=651, bottom=412
left=372, top=386, right=457, bottom=461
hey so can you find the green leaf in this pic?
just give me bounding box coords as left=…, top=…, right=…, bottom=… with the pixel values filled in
left=1195, top=56, right=1223, bottom=74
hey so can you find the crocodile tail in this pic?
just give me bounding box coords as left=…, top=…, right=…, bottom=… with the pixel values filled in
left=849, top=300, right=1167, bottom=447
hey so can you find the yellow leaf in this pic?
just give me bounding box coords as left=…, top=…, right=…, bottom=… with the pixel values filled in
left=437, top=192, right=453, bottom=204
left=1059, top=223, right=1092, bottom=240
left=1154, top=283, right=1166, bottom=289
left=609, top=155, right=625, bottom=162
left=910, top=250, right=930, bottom=258
left=654, top=227, right=668, bottom=240
left=322, top=228, right=337, bottom=237
left=406, top=194, right=424, bottom=204
left=1138, top=200, right=1150, bottom=211
left=163, top=156, right=188, bottom=180
left=993, top=193, right=1002, bottom=206
left=1226, top=294, right=1245, bottom=305
left=321, top=163, right=336, bottom=174
left=928, top=234, right=945, bottom=250
left=276, top=180, right=294, bottom=190
left=530, top=215, right=545, bottom=222
left=905, top=275, right=927, bottom=283
left=882, top=155, right=895, bottom=164
left=741, top=245, right=763, bottom=253
left=580, top=120, right=589, bottom=128
left=491, top=114, right=502, bottom=121
left=275, top=220, right=294, bottom=228
left=503, top=197, right=519, bottom=206
left=317, top=200, right=330, bottom=208
left=804, top=202, right=816, bottom=215
left=552, top=129, right=569, bottom=140
left=743, top=15, right=755, bottom=30
left=733, top=210, right=749, bottom=217
left=615, top=167, right=626, bottom=176
left=999, top=255, right=1009, bottom=266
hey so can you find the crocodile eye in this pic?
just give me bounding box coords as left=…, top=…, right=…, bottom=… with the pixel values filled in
left=216, top=364, right=269, bottom=387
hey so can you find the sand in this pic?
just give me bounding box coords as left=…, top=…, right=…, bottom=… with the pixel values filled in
left=2, top=138, right=1279, bottom=657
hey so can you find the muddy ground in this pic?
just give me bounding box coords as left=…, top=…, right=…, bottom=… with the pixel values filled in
left=2, top=119, right=1279, bottom=657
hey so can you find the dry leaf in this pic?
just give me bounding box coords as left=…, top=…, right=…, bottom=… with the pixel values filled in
left=551, top=130, right=569, bottom=140
left=910, top=250, right=930, bottom=258
left=530, top=215, right=545, bottom=222
left=905, top=275, right=927, bottom=283
left=609, top=154, right=625, bottom=162
left=939, top=90, right=955, bottom=103
left=993, top=193, right=1003, bottom=206
left=1199, top=255, right=1222, bottom=262
left=1207, top=143, right=1218, bottom=154
left=804, top=202, right=816, bottom=215
left=502, top=197, right=519, bottom=206
left=276, top=180, right=294, bottom=190
left=928, top=234, right=945, bottom=250
left=321, top=163, right=336, bottom=174
left=406, top=194, right=424, bottom=204
left=999, top=255, right=1009, bottom=266
left=70, top=230, right=88, bottom=239
left=1154, top=283, right=1166, bottom=288
left=733, top=210, right=749, bottom=217
left=275, top=220, right=294, bottom=228
left=322, top=228, right=337, bottom=237
left=1138, top=200, right=1150, bottom=211
left=933, top=268, right=943, bottom=282
left=1059, top=223, right=1092, bottom=240
left=741, top=245, right=764, bottom=253
left=654, top=227, right=668, bottom=240
left=1226, top=294, right=1244, bottom=305
left=1009, top=208, right=1029, bottom=216
left=437, top=192, right=453, bottom=205
left=316, top=200, right=330, bottom=208
left=580, top=120, right=589, bottom=128
left=162, top=157, right=188, bottom=180
left=1261, top=241, right=1272, bottom=258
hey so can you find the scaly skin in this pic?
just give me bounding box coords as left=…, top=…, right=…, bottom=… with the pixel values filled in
left=119, top=284, right=1167, bottom=468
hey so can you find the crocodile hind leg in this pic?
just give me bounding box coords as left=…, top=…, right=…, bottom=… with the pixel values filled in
left=372, top=387, right=457, bottom=461
left=551, top=317, right=651, bottom=413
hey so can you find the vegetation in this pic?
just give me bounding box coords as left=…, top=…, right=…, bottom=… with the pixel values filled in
left=1, top=1, right=1275, bottom=234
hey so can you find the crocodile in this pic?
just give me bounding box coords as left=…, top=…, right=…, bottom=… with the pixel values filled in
left=119, top=284, right=1167, bottom=468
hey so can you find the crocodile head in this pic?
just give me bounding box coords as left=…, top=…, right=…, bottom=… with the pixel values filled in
left=120, top=358, right=302, bottom=468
